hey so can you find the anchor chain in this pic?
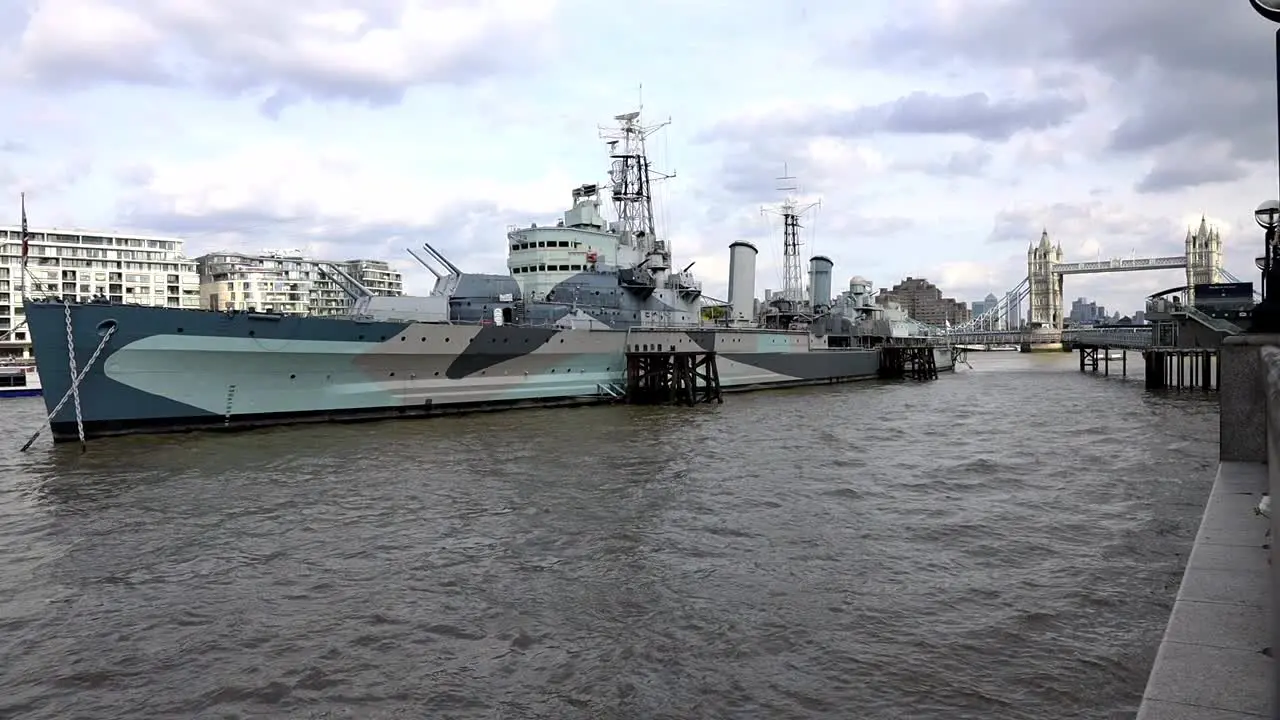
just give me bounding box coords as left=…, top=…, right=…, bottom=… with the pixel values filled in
left=64, top=301, right=85, bottom=447
left=20, top=303, right=115, bottom=452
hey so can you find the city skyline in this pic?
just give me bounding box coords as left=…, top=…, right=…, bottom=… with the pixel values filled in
left=0, top=0, right=1269, bottom=314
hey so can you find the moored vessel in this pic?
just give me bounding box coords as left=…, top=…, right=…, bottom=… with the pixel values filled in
left=22, top=109, right=942, bottom=444
left=0, top=358, right=40, bottom=398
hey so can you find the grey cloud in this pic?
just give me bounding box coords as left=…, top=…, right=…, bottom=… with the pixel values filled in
left=1, top=156, right=94, bottom=199
left=114, top=198, right=529, bottom=275
left=713, top=91, right=1084, bottom=144
left=704, top=91, right=1071, bottom=203
left=901, top=146, right=993, bottom=178
left=836, top=92, right=1083, bottom=141
left=986, top=202, right=1186, bottom=258
left=942, top=147, right=993, bottom=176
left=709, top=118, right=1000, bottom=213
left=6, top=0, right=551, bottom=117
left=857, top=1, right=1274, bottom=172
left=823, top=214, right=915, bottom=239
left=0, top=140, right=28, bottom=153
left=1135, top=155, right=1252, bottom=194
left=114, top=164, right=154, bottom=187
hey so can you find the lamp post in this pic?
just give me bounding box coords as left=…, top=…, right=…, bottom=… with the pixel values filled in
left=1249, top=0, right=1280, bottom=332
left=1254, top=200, right=1280, bottom=331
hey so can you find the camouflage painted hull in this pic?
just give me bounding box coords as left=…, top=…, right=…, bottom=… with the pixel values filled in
left=25, top=301, right=939, bottom=442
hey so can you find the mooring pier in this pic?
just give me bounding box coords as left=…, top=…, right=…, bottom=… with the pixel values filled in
left=1066, top=327, right=1221, bottom=390
left=623, top=330, right=723, bottom=406
left=879, top=344, right=940, bottom=381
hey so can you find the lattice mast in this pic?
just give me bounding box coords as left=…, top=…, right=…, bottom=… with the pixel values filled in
left=762, top=166, right=820, bottom=304
left=599, top=110, right=673, bottom=259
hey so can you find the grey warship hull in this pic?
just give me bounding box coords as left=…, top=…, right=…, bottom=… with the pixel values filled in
left=25, top=301, right=916, bottom=442
left=22, top=108, right=960, bottom=444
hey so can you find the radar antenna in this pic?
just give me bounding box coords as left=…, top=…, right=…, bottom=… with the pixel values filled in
left=599, top=108, right=674, bottom=258
left=761, top=164, right=820, bottom=305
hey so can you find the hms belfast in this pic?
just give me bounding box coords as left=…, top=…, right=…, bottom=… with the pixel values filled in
left=23, top=110, right=951, bottom=443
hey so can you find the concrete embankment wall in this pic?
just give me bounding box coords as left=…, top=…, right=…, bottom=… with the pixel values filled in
left=1133, top=334, right=1276, bottom=718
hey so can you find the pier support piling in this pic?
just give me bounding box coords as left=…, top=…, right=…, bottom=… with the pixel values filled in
left=1079, top=346, right=1131, bottom=378
left=1141, top=348, right=1218, bottom=391
left=880, top=345, right=939, bottom=381
left=1080, top=346, right=1098, bottom=373
left=625, top=350, right=723, bottom=405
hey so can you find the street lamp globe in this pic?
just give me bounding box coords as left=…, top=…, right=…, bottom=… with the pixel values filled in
left=1252, top=0, right=1280, bottom=22
left=1257, top=199, right=1280, bottom=229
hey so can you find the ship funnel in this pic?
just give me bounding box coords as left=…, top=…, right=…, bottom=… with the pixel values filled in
left=809, top=255, right=834, bottom=310
left=727, top=241, right=758, bottom=324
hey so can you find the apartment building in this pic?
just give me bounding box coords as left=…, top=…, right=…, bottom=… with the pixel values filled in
left=342, top=259, right=404, bottom=296
left=0, top=225, right=202, bottom=356
left=875, top=276, right=972, bottom=326
left=195, top=250, right=403, bottom=315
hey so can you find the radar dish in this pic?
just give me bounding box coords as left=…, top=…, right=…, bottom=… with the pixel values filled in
left=615, top=111, right=640, bottom=122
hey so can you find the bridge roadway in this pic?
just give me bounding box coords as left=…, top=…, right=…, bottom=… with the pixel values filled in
left=946, top=327, right=1154, bottom=349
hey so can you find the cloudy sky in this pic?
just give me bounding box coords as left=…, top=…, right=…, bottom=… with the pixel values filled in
left=0, top=0, right=1275, bottom=315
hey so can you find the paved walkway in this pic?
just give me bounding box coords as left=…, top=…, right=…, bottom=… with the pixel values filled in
left=1137, top=461, right=1273, bottom=719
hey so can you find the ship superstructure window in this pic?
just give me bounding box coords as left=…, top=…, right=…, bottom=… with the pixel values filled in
left=510, top=239, right=587, bottom=252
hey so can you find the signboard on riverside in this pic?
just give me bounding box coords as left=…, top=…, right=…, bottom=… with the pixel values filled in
left=1194, top=282, right=1255, bottom=314
left=1194, top=282, right=1254, bottom=299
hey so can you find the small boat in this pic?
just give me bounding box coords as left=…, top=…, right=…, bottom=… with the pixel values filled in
left=0, top=359, right=42, bottom=398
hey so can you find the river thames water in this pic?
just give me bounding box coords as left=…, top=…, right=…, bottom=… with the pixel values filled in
left=0, top=351, right=1220, bottom=719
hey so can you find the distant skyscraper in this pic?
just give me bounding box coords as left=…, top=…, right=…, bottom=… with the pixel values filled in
left=971, top=292, right=999, bottom=318
left=1069, top=296, right=1107, bottom=325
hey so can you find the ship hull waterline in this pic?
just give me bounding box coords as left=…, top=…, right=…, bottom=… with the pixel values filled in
left=26, top=302, right=952, bottom=443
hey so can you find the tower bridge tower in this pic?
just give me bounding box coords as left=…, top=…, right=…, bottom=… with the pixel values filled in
left=1185, top=216, right=1223, bottom=300
left=1027, top=229, right=1064, bottom=329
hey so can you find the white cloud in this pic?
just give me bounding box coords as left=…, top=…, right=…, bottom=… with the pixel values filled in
left=3, top=0, right=560, bottom=112
left=0, top=0, right=1270, bottom=319
left=123, top=141, right=571, bottom=227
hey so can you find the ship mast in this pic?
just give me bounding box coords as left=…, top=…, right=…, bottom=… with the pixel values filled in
left=762, top=166, right=820, bottom=305
left=599, top=110, right=672, bottom=259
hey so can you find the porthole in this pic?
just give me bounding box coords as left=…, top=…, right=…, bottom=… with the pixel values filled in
left=289, top=374, right=296, bottom=379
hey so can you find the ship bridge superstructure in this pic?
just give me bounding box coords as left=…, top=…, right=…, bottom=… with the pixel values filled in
left=483, top=109, right=703, bottom=329
left=506, top=183, right=635, bottom=302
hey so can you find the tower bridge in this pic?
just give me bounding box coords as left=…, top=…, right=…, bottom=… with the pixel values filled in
left=951, top=218, right=1230, bottom=336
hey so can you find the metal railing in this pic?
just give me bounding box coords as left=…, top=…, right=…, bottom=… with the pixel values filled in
left=1064, top=327, right=1154, bottom=349
left=1175, top=305, right=1243, bottom=335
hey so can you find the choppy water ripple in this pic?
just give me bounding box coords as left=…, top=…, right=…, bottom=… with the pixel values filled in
left=0, top=352, right=1217, bottom=719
